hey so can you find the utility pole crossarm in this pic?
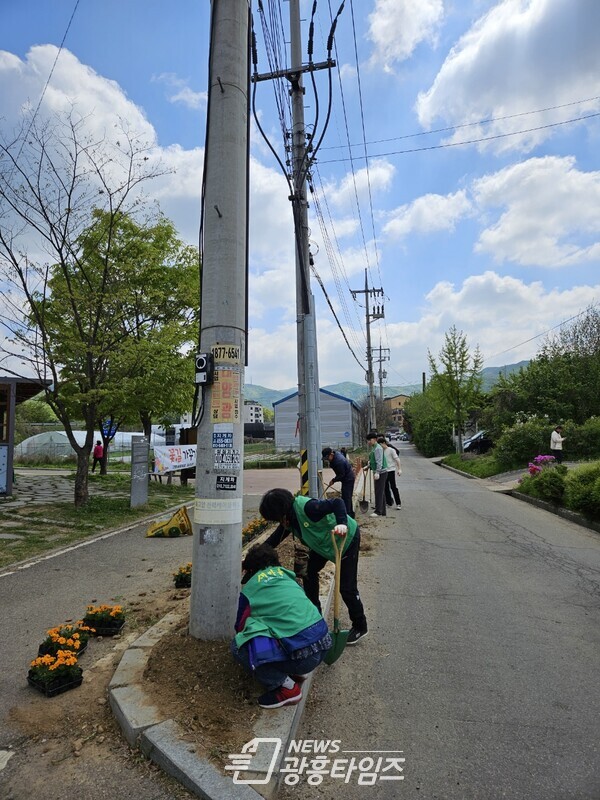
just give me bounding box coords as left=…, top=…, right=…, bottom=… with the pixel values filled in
left=252, top=59, right=336, bottom=83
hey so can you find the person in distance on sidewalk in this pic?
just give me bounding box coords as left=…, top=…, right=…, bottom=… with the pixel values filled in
left=231, top=543, right=332, bottom=709
left=378, top=436, right=402, bottom=510
left=366, top=432, right=387, bottom=516
left=260, top=488, right=368, bottom=646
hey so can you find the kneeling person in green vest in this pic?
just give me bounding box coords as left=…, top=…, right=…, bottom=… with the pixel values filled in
left=259, top=488, right=368, bottom=646
left=231, top=543, right=332, bottom=709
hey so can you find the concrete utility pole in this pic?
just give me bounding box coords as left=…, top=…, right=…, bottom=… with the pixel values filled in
left=289, top=0, right=322, bottom=498
left=352, top=269, right=385, bottom=431
left=253, top=0, right=331, bottom=497
left=190, top=0, right=249, bottom=640
left=374, top=344, right=390, bottom=401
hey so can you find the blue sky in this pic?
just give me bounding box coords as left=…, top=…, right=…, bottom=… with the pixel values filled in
left=1, top=0, right=599, bottom=391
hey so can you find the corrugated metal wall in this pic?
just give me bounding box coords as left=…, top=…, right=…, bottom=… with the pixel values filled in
left=274, top=391, right=360, bottom=451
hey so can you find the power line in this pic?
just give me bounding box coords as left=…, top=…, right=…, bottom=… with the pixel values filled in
left=483, top=303, right=599, bottom=364
left=319, top=94, right=600, bottom=152
left=13, top=0, right=81, bottom=166
left=318, top=112, right=600, bottom=164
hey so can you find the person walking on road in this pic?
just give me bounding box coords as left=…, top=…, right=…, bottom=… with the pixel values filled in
left=550, top=425, right=566, bottom=464
left=378, top=436, right=402, bottom=510
left=231, top=543, right=332, bottom=709
left=366, top=432, right=387, bottom=517
left=259, top=488, right=368, bottom=645
left=322, top=447, right=356, bottom=517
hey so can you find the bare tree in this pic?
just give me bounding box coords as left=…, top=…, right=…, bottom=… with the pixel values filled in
left=0, top=109, right=170, bottom=505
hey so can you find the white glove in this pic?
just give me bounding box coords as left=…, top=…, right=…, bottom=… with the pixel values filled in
left=374, top=472, right=380, bottom=480
left=332, top=524, right=348, bottom=537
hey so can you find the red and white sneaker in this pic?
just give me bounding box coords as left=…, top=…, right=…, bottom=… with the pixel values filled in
left=258, top=682, right=303, bottom=709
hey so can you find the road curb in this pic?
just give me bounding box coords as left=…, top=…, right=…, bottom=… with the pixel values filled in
left=439, top=461, right=600, bottom=536
left=508, top=490, right=600, bottom=536
left=109, top=552, right=335, bottom=799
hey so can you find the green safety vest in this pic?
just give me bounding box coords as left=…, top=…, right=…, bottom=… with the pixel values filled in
left=235, top=566, right=323, bottom=648
left=292, top=495, right=357, bottom=560
left=369, top=444, right=388, bottom=472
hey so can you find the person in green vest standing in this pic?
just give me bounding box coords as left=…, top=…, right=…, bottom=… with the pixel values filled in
left=232, top=543, right=332, bottom=709
left=259, top=488, right=368, bottom=646
left=367, top=431, right=388, bottom=516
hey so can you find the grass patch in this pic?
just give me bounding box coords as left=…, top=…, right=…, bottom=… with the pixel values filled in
left=0, top=480, right=194, bottom=569
left=442, top=452, right=506, bottom=479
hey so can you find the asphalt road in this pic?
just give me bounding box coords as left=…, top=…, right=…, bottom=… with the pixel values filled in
left=283, top=444, right=600, bottom=800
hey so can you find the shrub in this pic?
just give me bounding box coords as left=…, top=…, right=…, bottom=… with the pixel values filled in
left=568, top=417, right=600, bottom=459
left=527, top=467, right=566, bottom=504
left=564, top=463, right=600, bottom=520
left=412, top=421, right=453, bottom=458
left=494, top=419, right=551, bottom=469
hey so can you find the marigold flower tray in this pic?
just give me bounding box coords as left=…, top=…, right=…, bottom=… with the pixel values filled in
left=27, top=668, right=83, bottom=698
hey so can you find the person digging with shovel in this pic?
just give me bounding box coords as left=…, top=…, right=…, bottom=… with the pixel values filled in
left=259, top=488, right=368, bottom=647
left=322, top=447, right=356, bottom=517
left=231, top=543, right=332, bottom=709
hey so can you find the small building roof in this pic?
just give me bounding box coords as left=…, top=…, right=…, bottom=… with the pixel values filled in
left=273, top=387, right=361, bottom=411
left=0, top=376, right=50, bottom=404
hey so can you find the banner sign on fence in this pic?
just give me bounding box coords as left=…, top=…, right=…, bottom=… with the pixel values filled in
left=154, top=445, right=197, bottom=475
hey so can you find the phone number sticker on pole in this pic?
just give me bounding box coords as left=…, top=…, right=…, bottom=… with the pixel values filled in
left=211, top=344, right=241, bottom=363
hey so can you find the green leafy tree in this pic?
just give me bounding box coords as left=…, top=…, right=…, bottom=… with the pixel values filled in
left=428, top=326, right=484, bottom=452
left=404, top=381, right=454, bottom=457
left=14, top=394, right=59, bottom=443
left=484, top=305, right=600, bottom=433
left=0, top=110, right=171, bottom=504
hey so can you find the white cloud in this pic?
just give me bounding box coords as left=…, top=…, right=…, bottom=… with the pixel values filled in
left=383, top=190, right=472, bottom=239
left=153, top=72, right=207, bottom=110
left=325, top=159, right=395, bottom=211
left=368, top=0, right=444, bottom=70
left=0, top=46, right=155, bottom=144
left=416, top=0, right=600, bottom=153
left=473, top=156, right=600, bottom=266
left=385, top=272, right=600, bottom=380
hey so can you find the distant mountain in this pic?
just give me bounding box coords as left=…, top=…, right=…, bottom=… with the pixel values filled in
left=244, top=361, right=529, bottom=408
left=243, top=384, right=293, bottom=408
left=480, top=360, right=529, bottom=391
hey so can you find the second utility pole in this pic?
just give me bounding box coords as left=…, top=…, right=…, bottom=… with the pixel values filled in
left=352, top=268, right=385, bottom=431
left=289, top=0, right=322, bottom=498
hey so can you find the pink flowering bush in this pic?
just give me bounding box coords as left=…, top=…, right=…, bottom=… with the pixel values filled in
left=518, top=456, right=566, bottom=504
left=528, top=454, right=556, bottom=475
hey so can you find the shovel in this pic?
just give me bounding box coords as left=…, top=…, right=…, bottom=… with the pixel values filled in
left=324, top=530, right=349, bottom=665
left=358, top=467, right=369, bottom=513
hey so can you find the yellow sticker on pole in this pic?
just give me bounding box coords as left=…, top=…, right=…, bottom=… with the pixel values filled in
left=210, top=366, right=241, bottom=424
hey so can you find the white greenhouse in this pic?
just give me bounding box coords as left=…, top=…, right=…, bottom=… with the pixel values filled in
left=15, top=429, right=165, bottom=458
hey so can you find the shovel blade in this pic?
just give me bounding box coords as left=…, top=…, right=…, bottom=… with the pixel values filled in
left=323, top=629, right=349, bottom=665
left=359, top=500, right=369, bottom=513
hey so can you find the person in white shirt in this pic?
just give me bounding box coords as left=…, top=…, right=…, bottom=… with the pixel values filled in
left=378, top=437, right=402, bottom=510
left=550, top=425, right=566, bottom=464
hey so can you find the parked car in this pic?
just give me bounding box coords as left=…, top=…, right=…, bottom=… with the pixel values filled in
left=462, top=430, right=493, bottom=454
left=400, top=433, right=409, bottom=441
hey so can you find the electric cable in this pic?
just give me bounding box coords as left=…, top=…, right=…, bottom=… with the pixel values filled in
left=12, top=0, right=81, bottom=169
left=319, top=112, right=600, bottom=164
left=319, top=94, right=600, bottom=152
